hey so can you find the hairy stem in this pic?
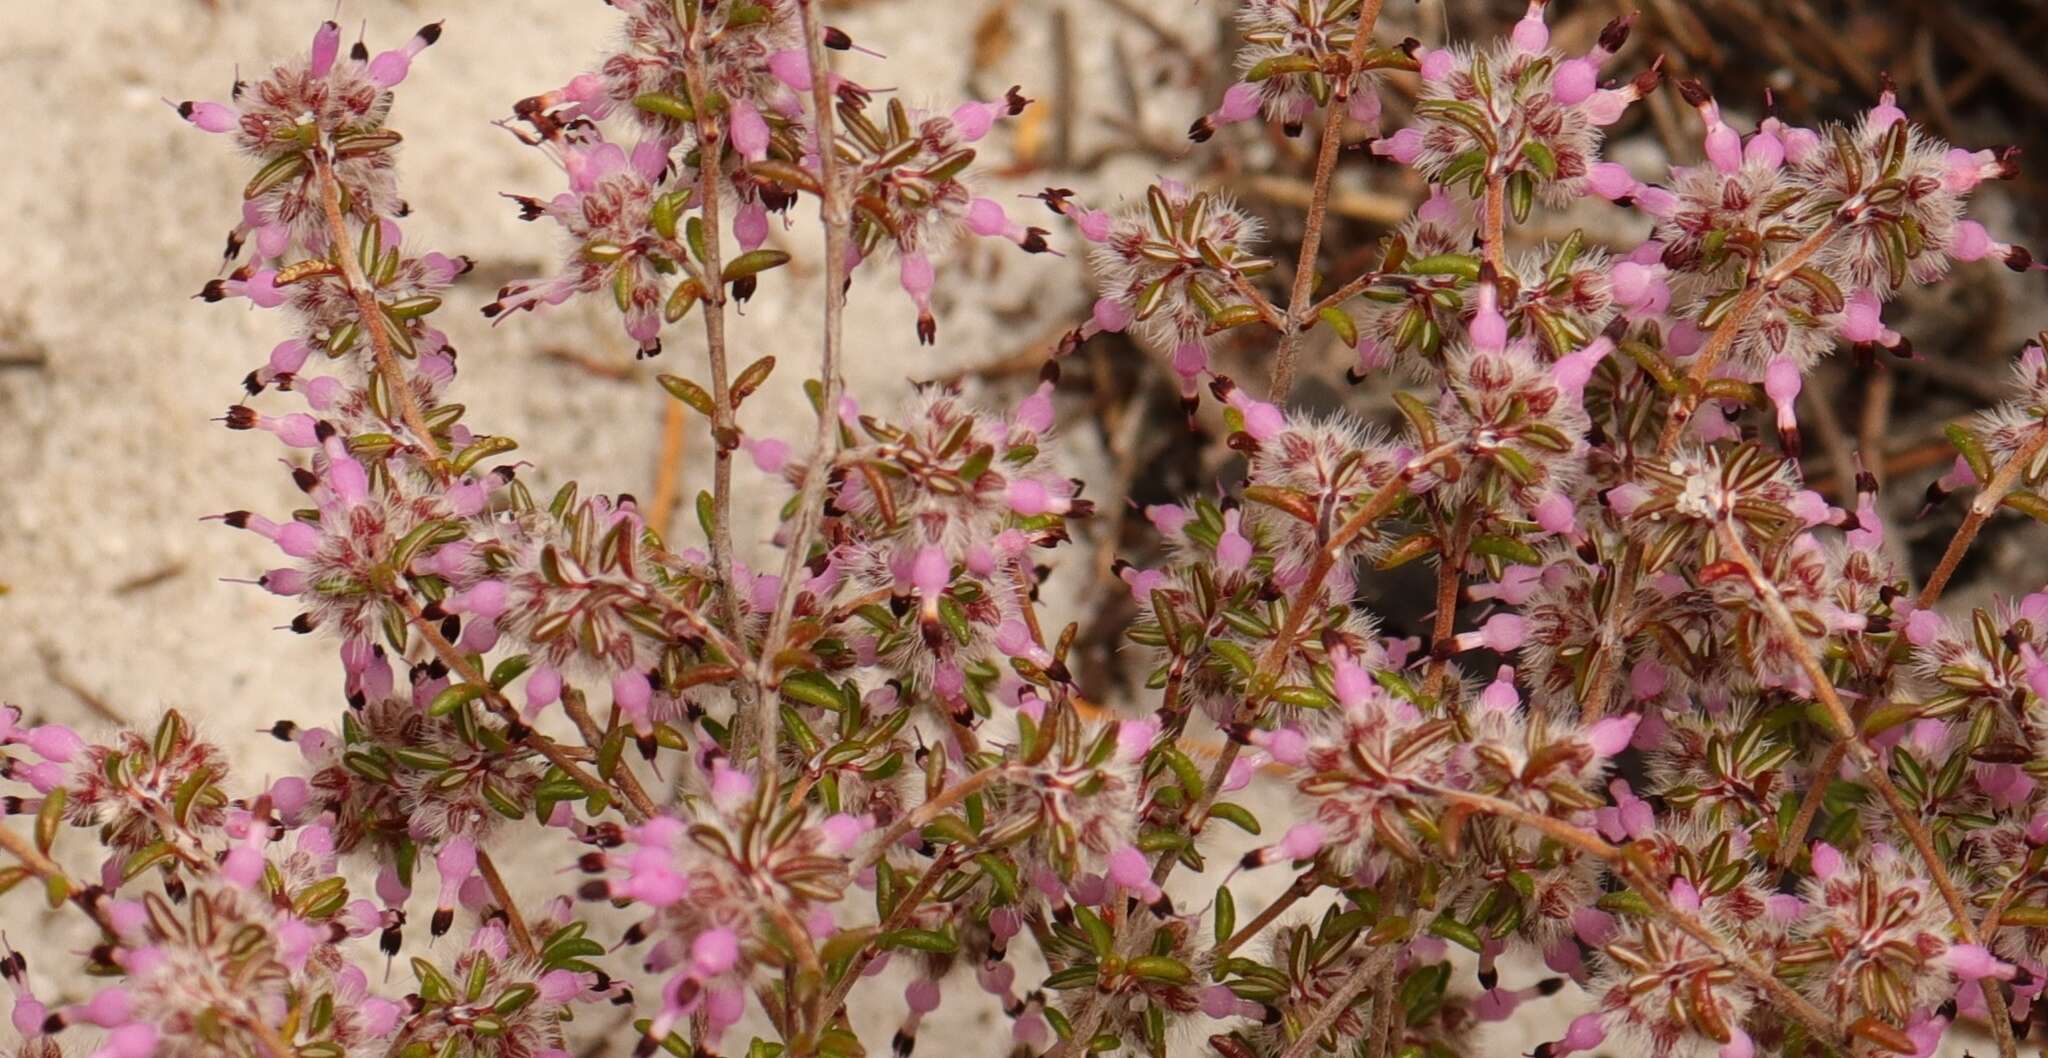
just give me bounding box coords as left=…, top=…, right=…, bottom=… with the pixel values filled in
left=1422, top=504, right=1473, bottom=704
left=311, top=151, right=445, bottom=478
left=1775, top=740, right=1848, bottom=871
left=851, top=765, right=1010, bottom=877
left=1918, top=421, right=2048, bottom=606
left=476, top=848, right=537, bottom=959
left=1264, top=0, right=1385, bottom=400
left=1215, top=869, right=1319, bottom=958
left=752, top=0, right=854, bottom=787
left=679, top=33, right=760, bottom=745
left=0, top=824, right=68, bottom=887
left=1479, top=170, right=1507, bottom=275
left=813, top=847, right=966, bottom=1029
left=1274, top=945, right=1402, bottom=1058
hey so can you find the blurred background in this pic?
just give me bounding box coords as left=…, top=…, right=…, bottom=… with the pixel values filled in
left=2, top=0, right=2045, bottom=1053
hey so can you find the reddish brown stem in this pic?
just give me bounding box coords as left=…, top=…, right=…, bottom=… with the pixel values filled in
left=311, top=152, right=446, bottom=479
left=679, top=33, right=761, bottom=748
left=476, top=848, right=537, bottom=959
left=1918, top=422, right=2048, bottom=607
left=752, top=0, right=854, bottom=786
left=1264, top=0, right=1385, bottom=401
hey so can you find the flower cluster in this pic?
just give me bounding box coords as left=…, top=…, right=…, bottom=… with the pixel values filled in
left=494, top=0, right=1040, bottom=352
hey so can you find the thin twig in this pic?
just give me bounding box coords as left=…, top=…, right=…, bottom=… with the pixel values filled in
left=1216, top=869, right=1319, bottom=959
left=1274, top=945, right=1402, bottom=1058
left=1479, top=170, right=1507, bottom=275
left=476, top=848, right=537, bottom=959
left=814, top=847, right=968, bottom=1024
left=1776, top=741, right=1847, bottom=871
left=1362, top=965, right=1400, bottom=1058
left=679, top=26, right=761, bottom=749
left=310, top=152, right=445, bottom=478
left=1918, top=422, right=2048, bottom=607
left=851, top=765, right=1009, bottom=877
left=1264, top=0, right=1385, bottom=400
left=0, top=824, right=67, bottom=885
left=752, top=0, right=854, bottom=787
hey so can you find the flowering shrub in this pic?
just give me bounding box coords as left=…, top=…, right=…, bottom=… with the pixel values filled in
left=14, top=4, right=2048, bottom=1058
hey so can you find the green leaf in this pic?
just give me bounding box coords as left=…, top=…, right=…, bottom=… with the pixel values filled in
left=1207, top=802, right=1262, bottom=835
left=880, top=928, right=957, bottom=954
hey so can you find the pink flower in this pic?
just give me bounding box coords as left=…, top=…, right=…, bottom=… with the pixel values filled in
left=1014, top=381, right=1055, bottom=433
left=1552, top=1013, right=1606, bottom=1056
left=1948, top=943, right=2016, bottom=983
left=1585, top=715, right=1640, bottom=757
left=1145, top=504, right=1190, bottom=536
left=613, top=671, right=654, bottom=732
left=910, top=545, right=950, bottom=598
left=1251, top=725, right=1308, bottom=765
left=1372, top=127, right=1423, bottom=165
left=1277, top=821, right=1325, bottom=861
left=178, top=99, right=238, bottom=133
left=25, top=724, right=83, bottom=763
left=1225, top=389, right=1285, bottom=441
left=1216, top=510, right=1252, bottom=570
left=1479, top=666, right=1521, bottom=713
left=1509, top=1, right=1550, bottom=52
left=1809, top=841, right=1844, bottom=880
left=1454, top=613, right=1526, bottom=653
left=692, top=928, right=741, bottom=977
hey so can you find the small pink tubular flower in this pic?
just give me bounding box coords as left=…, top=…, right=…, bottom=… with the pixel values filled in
left=728, top=98, right=771, bottom=162
left=1609, top=260, right=1670, bottom=316
left=367, top=22, right=442, bottom=87
left=1509, top=0, right=1550, bottom=52
left=613, top=670, right=654, bottom=734
left=1947, top=943, right=2017, bottom=983
left=1584, top=714, right=1640, bottom=757
left=1809, top=840, right=1844, bottom=880
left=1372, top=127, right=1423, bottom=165
left=1105, top=845, right=1163, bottom=904
left=1478, top=666, right=1521, bottom=712
left=1278, top=822, right=1325, bottom=862
left=1454, top=613, right=1527, bottom=654
left=1260, top=715, right=1317, bottom=761
left=1548, top=1013, right=1607, bottom=1056
left=909, top=545, right=950, bottom=599
left=1585, top=161, right=1639, bottom=201
left=1550, top=336, right=1614, bottom=398
left=1223, top=387, right=1285, bottom=442
left=177, top=100, right=237, bottom=133
left=1763, top=358, right=1804, bottom=454
left=1468, top=564, right=1540, bottom=605
left=431, top=837, right=478, bottom=936
left=25, top=724, right=84, bottom=763
left=1215, top=510, right=1253, bottom=571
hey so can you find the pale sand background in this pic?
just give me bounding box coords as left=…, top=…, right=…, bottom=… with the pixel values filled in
left=0, top=1, right=1994, bottom=1055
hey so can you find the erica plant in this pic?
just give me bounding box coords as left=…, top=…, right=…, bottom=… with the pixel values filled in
left=9, top=3, right=2048, bottom=1058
